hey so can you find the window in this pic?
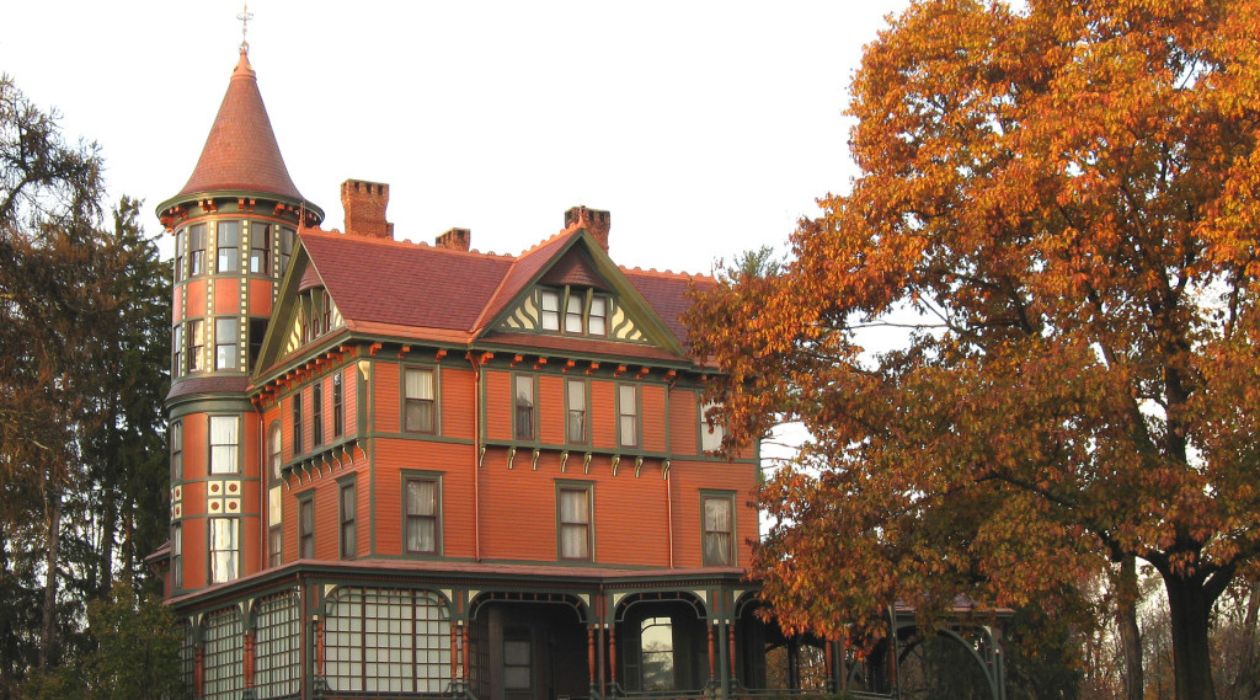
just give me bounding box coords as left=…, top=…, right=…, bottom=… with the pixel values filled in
left=557, top=485, right=592, bottom=560
left=174, top=230, right=185, bottom=283
left=209, top=517, right=239, bottom=583
left=565, top=293, right=584, bottom=333
left=405, top=477, right=439, bottom=555
left=589, top=296, right=608, bottom=336
left=640, top=617, right=675, bottom=691
left=188, top=224, right=206, bottom=276
left=323, top=587, right=451, bottom=693
left=170, top=420, right=183, bottom=481
left=269, top=422, right=282, bottom=480
left=268, top=483, right=283, bottom=567
left=313, top=382, right=324, bottom=446
left=209, top=416, right=239, bottom=474
left=618, top=385, right=638, bottom=448
left=540, top=290, right=560, bottom=331
left=340, top=480, right=356, bottom=559
left=333, top=372, right=344, bottom=438
left=404, top=368, right=435, bottom=433
left=514, top=375, right=535, bottom=440
left=292, top=392, right=303, bottom=455
left=702, top=494, right=734, bottom=566
left=278, top=227, right=294, bottom=277
left=172, top=523, right=183, bottom=589
left=172, top=324, right=183, bottom=377
left=250, top=223, right=270, bottom=274
left=215, top=318, right=238, bottom=370
left=504, top=630, right=532, bottom=690
left=217, top=221, right=240, bottom=273
left=187, top=319, right=204, bottom=372
left=700, top=402, right=726, bottom=453
left=299, top=496, right=314, bottom=559
left=566, top=379, right=587, bottom=443
left=203, top=607, right=244, bottom=700
left=253, top=591, right=299, bottom=697
left=249, top=318, right=268, bottom=370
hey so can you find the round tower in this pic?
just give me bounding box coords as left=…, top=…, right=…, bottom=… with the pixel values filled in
left=159, top=47, right=322, bottom=595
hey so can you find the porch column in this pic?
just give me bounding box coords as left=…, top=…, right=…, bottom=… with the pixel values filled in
left=717, top=619, right=731, bottom=699
left=587, top=625, right=597, bottom=698
left=824, top=639, right=835, bottom=693
left=707, top=622, right=716, bottom=690
left=243, top=629, right=255, bottom=691
left=728, top=621, right=737, bottom=682
left=449, top=625, right=458, bottom=682
left=462, top=623, right=470, bottom=686
left=609, top=623, right=617, bottom=694
left=194, top=645, right=205, bottom=699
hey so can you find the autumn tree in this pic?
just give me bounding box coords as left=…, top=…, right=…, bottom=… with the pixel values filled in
left=687, top=2, right=1260, bottom=699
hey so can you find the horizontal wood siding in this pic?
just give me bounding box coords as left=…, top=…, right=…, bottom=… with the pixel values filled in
left=341, top=364, right=358, bottom=439
left=538, top=375, right=564, bottom=445
left=172, top=286, right=183, bottom=323
left=371, top=438, right=475, bottom=558
left=668, top=388, right=698, bottom=456
left=642, top=384, right=666, bottom=453
left=484, top=370, right=511, bottom=441
left=669, top=460, right=760, bottom=568
left=184, top=282, right=205, bottom=320
left=442, top=366, right=475, bottom=440
left=374, top=361, right=400, bottom=434
left=590, top=381, right=616, bottom=449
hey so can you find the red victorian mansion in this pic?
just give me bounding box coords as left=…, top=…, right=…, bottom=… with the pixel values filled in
left=153, top=44, right=913, bottom=700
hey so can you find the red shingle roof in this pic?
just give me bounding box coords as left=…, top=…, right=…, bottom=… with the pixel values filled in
left=176, top=49, right=305, bottom=202
left=297, top=226, right=713, bottom=360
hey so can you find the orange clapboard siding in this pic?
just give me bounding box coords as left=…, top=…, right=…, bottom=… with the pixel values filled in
left=642, top=384, right=666, bottom=452
left=478, top=455, right=557, bottom=562
left=374, top=362, right=401, bottom=434
left=371, top=438, right=475, bottom=557
left=590, top=381, right=616, bottom=449
left=668, top=388, right=698, bottom=456
left=484, top=370, right=511, bottom=441
left=668, top=459, right=760, bottom=568
left=214, top=278, right=240, bottom=315
left=183, top=414, right=208, bottom=477
left=182, top=517, right=206, bottom=589
left=343, top=364, right=359, bottom=438
left=247, top=279, right=274, bottom=317
left=172, top=286, right=183, bottom=323
left=539, top=375, right=564, bottom=444
left=441, top=366, right=475, bottom=440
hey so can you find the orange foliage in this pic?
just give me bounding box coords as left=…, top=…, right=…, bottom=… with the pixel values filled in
left=688, top=1, right=1260, bottom=698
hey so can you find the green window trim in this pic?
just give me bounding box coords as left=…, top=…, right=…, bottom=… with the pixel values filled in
left=401, top=364, right=440, bottom=435
left=402, top=470, right=443, bottom=557
left=700, top=490, right=737, bottom=567
left=555, top=480, right=595, bottom=562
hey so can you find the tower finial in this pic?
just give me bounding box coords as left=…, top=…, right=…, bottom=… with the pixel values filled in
left=237, top=1, right=254, bottom=52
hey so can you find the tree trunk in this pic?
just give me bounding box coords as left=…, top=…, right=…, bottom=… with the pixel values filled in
left=1231, top=578, right=1259, bottom=700
left=98, top=485, right=116, bottom=597
left=1164, top=572, right=1217, bottom=700
left=1118, top=555, right=1145, bottom=700
left=38, top=489, right=61, bottom=670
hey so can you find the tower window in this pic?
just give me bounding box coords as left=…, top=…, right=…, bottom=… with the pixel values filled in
left=209, top=416, right=239, bottom=474
left=174, top=230, right=185, bottom=283
left=171, top=523, right=183, bottom=589
left=250, top=223, right=271, bottom=274
left=278, top=227, right=295, bottom=277
left=209, top=517, right=239, bottom=583
left=215, top=318, right=238, bottom=370
left=188, top=224, right=206, bottom=276
left=172, top=324, right=184, bottom=377
left=249, top=318, right=268, bottom=371
left=217, top=221, right=240, bottom=273
left=170, top=420, right=183, bottom=481
left=187, top=319, right=204, bottom=373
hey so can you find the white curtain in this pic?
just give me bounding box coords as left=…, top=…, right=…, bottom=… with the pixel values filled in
left=406, top=481, right=436, bottom=553
left=210, top=518, right=238, bottom=583
left=560, top=490, right=590, bottom=559
left=704, top=498, right=732, bottom=565
left=406, top=369, right=434, bottom=399
left=210, top=416, right=238, bottom=474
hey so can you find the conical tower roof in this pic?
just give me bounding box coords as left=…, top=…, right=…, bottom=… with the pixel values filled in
left=175, top=48, right=304, bottom=201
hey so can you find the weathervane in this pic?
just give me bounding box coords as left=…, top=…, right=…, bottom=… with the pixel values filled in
left=237, top=1, right=254, bottom=51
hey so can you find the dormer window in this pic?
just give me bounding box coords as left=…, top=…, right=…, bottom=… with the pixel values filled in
left=537, top=286, right=610, bottom=338
left=297, top=287, right=341, bottom=345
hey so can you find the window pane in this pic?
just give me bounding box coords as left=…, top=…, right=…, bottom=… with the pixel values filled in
left=405, top=369, right=434, bottom=399
left=540, top=291, right=560, bottom=331
left=560, top=524, right=589, bottom=559
left=514, top=376, right=534, bottom=439
left=210, top=416, right=238, bottom=474
left=560, top=490, right=589, bottom=522
left=406, top=480, right=435, bottom=516
left=589, top=297, right=607, bottom=335
left=217, top=221, right=239, bottom=272
left=215, top=318, right=238, bottom=369
left=704, top=498, right=731, bottom=530
left=405, top=400, right=434, bottom=433
left=407, top=518, right=436, bottom=553
left=565, top=294, right=583, bottom=333
left=620, top=415, right=637, bottom=447
left=270, top=424, right=282, bottom=479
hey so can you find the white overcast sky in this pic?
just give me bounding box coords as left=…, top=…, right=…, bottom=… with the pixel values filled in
left=0, top=0, right=910, bottom=275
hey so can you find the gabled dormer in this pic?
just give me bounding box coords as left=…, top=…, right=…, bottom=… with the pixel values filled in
left=253, top=239, right=345, bottom=377
left=478, top=211, right=685, bottom=358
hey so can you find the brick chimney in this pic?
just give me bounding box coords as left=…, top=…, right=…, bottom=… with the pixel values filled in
left=564, top=206, right=610, bottom=252
left=341, top=179, right=393, bottom=239
left=435, top=228, right=471, bottom=252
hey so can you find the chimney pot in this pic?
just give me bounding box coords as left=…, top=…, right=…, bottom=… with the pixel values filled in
left=435, top=227, right=471, bottom=252
left=564, top=205, right=610, bottom=252
left=341, top=179, right=393, bottom=239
